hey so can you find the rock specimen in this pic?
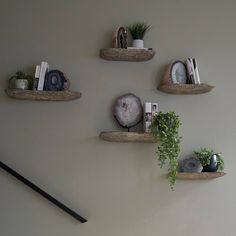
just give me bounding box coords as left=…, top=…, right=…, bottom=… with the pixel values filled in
left=114, top=93, right=143, bottom=129
left=112, top=26, right=127, bottom=48
left=178, top=156, right=203, bottom=173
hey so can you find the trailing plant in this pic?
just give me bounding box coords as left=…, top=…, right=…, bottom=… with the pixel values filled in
left=10, top=71, right=34, bottom=89
left=127, top=22, right=151, bottom=40
left=194, top=148, right=224, bottom=171
left=151, top=112, right=181, bottom=189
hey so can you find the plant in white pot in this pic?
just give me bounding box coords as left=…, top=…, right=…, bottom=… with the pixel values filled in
left=127, top=22, right=151, bottom=48
left=9, top=71, right=34, bottom=90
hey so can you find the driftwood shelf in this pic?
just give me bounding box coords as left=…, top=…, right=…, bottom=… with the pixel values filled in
left=100, top=48, right=156, bottom=61
left=158, top=66, right=214, bottom=94
left=158, top=83, right=214, bottom=94
left=99, top=131, right=155, bottom=143
left=5, top=89, right=81, bottom=101
left=177, top=172, right=226, bottom=180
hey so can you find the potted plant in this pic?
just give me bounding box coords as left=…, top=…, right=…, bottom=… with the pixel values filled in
left=151, top=112, right=182, bottom=189
left=9, top=71, right=34, bottom=90
left=194, top=148, right=224, bottom=172
left=127, top=22, right=151, bottom=48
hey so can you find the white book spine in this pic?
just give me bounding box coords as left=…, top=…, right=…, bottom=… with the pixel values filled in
left=144, top=102, right=152, bottom=133
left=37, top=62, right=45, bottom=90
left=193, top=58, right=201, bottom=84
left=33, top=65, right=41, bottom=90
left=190, top=58, right=197, bottom=84
left=191, top=58, right=200, bottom=84
left=35, top=65, right=40, bottom=78
left=37, top=61, right=49, bottom=90
left=186, top=58, right=194, bottom=84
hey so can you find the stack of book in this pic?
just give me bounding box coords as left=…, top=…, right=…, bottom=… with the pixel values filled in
left=144, top=102, right=158, bottom=132
left=186, top=58, right=201, bottom=84
left=33, top=61, right=50, bottom=91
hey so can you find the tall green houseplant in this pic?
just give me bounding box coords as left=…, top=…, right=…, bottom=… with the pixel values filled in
left=151, top=112, right=181, bottom=189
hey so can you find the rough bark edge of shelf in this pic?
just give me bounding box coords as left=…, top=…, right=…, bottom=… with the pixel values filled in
left=5, top=89, right=82, bottom=101
left=99, top=131, right=156, bottom=143
left=158, top=83, right=214, bottom=94
left=177, top=172, right=226, bottom=180
left=100, top=48, right=156, bottom=61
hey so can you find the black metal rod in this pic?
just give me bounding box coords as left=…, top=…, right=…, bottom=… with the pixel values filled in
left=0, top=161, right=87, bottom=223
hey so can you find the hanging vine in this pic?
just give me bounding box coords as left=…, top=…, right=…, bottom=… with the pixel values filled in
left=151, top=112, right=182, bottom=189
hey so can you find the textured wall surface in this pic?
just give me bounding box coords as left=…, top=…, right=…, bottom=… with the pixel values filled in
left=0, top=1, right=235, bottom=236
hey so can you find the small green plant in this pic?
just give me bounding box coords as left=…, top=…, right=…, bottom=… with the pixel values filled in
left=10, top=71, right=34, bottom=89
left=151, top=112, right=182, bottom=189
left=194, top=148, right=224, bottom=171
left=127, top=22, right=151, bottom=40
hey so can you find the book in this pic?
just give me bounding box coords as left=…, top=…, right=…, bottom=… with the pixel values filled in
left=144, top=102, right=152, bottom=132
left=191, top=58, right=198, bottom=84
left=37, top=61, right=49, bottom=91
left=33, top=65, right=41, bottom=90
left=192, top=58, right=201, bottom=84
left=186, top=58, right=195, bottom=84
left=186, top=58, right=201, bottom=84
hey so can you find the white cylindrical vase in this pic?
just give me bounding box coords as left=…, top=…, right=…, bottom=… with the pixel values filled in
left=132, top=39, right=144, bottom=48
left=15, top=79, right=28, bottom=90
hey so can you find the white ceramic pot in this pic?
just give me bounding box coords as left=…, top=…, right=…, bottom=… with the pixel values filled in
left=15, top=79, right=28, bottom=90
left=132, top=39, right=144, bottom=48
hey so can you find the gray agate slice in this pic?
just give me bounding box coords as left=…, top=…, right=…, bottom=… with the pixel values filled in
left=114, top=93, right=143, bottom=129
left=179, top=156, right=203, bottom=173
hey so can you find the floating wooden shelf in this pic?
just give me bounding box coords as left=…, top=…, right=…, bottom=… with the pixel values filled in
left=158, top=83, right=214, bottom=94
left=177, top=172, right=226, bottom=180
left=99, top=131, right=155, bottom=143
left=158, top=66, right=214, bottom=94
left=100, top=48, right=156, bottom=62
left=5, top=89, right=81, bottom=101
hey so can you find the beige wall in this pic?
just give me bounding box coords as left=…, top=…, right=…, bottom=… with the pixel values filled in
left=0, top=0, right=235, bottom=235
